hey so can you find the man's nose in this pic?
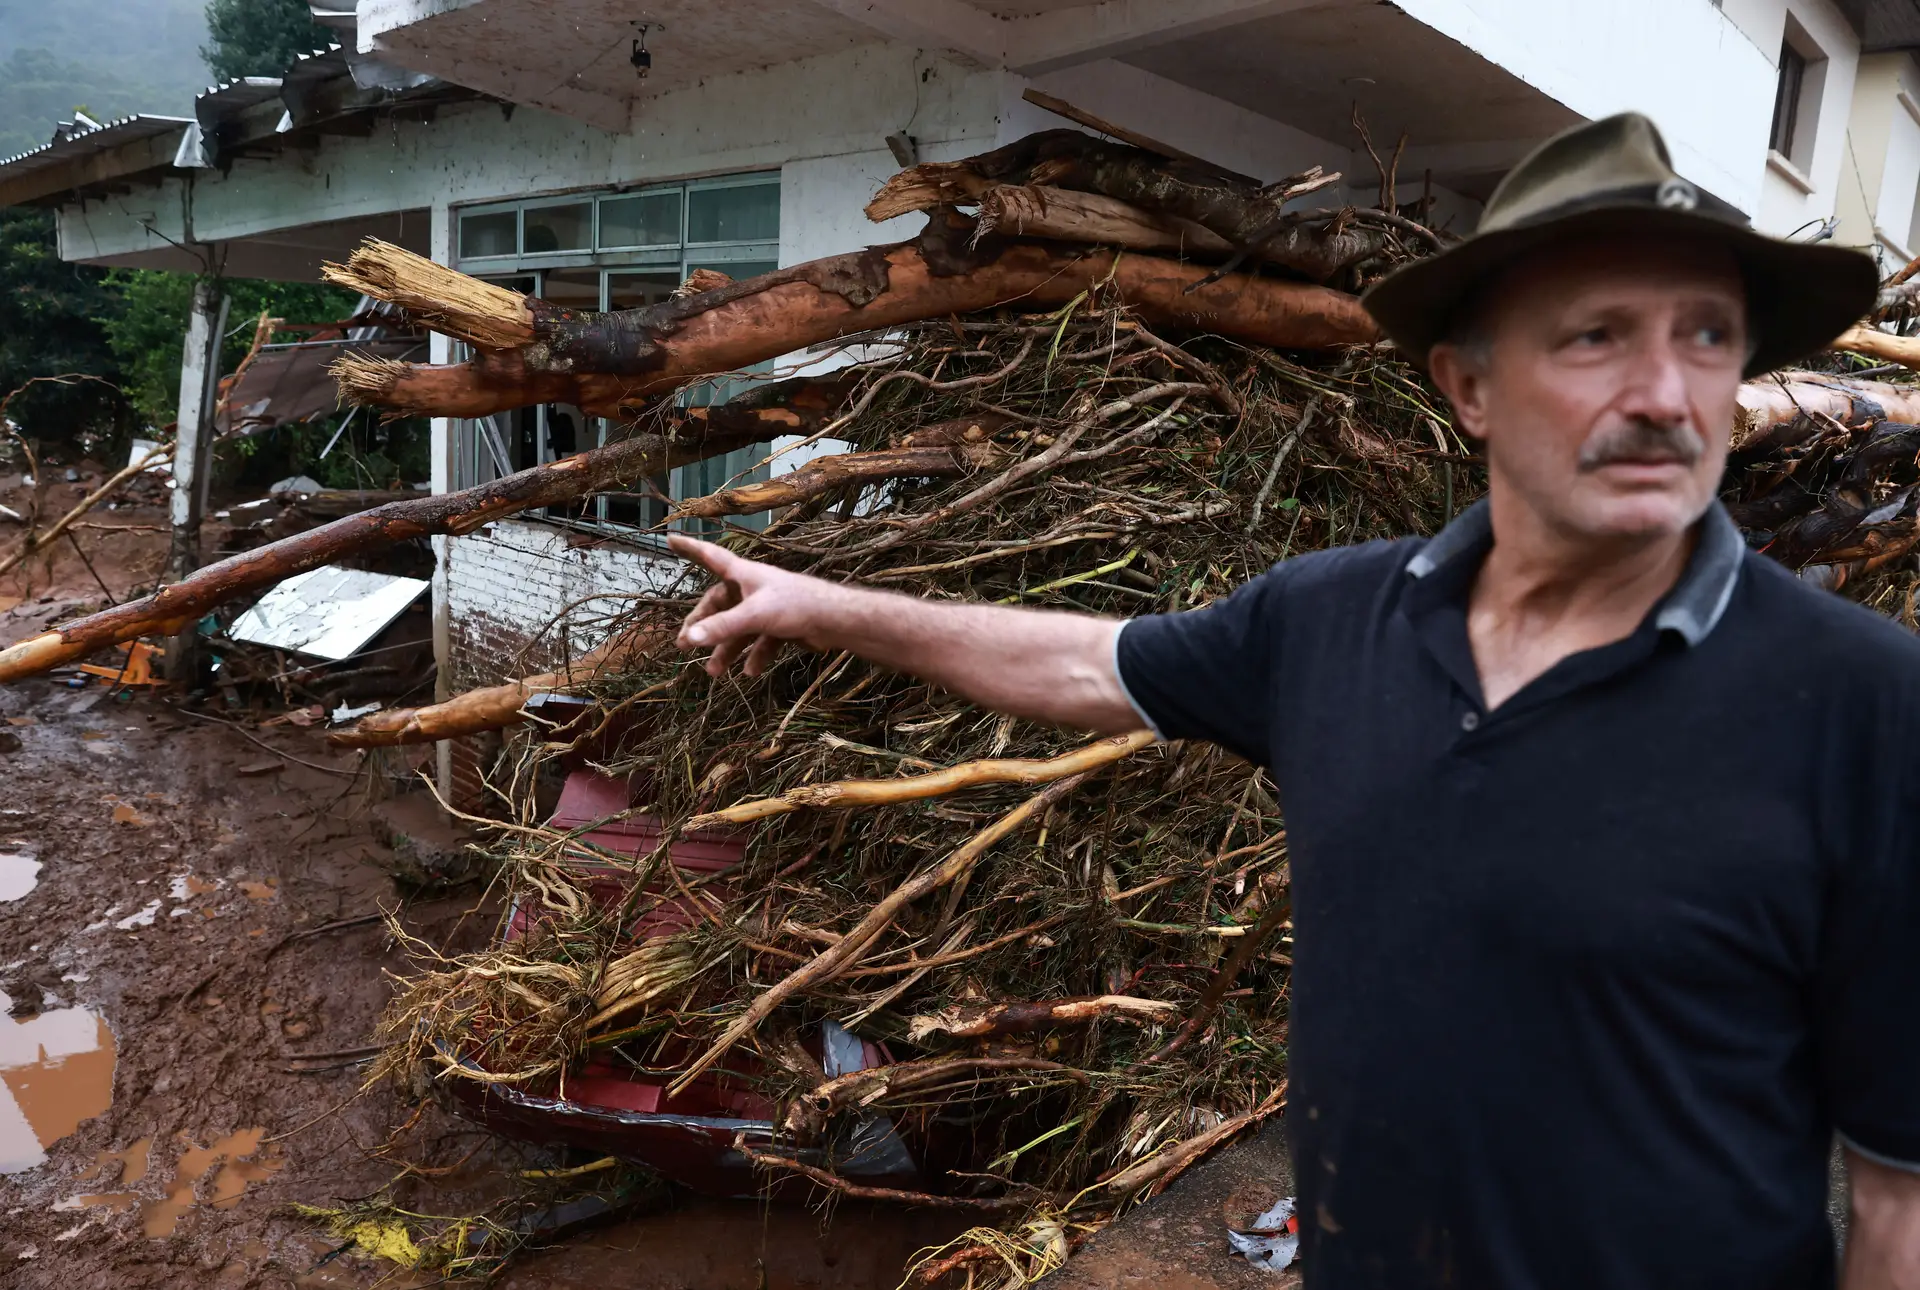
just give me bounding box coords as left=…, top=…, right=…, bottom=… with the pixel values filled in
left=1617, top=333, right=1692, bottom=426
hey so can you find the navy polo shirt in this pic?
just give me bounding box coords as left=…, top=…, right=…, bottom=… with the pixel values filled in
left=1116, top=499, right=1920, bottom=1290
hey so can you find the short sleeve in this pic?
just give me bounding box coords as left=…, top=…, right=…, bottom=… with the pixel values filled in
left=1816, top=767, right=1920, bottom=1169
left=1114, top=566, right=1288, bottom=766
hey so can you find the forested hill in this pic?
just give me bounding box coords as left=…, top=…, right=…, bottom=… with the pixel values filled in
left=0, top=0, right=211, bottom=158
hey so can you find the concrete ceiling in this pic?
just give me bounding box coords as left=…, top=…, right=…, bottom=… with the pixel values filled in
left=364, top=0, right=880, bottom=132
left=1122, top=2, right=1579, bottom=198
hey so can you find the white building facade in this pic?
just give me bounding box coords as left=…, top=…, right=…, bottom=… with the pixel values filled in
left=4, top=0, right=1919, bottom=798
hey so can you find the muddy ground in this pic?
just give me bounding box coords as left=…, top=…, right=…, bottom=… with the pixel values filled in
left=0, top=470, right=971, bottom=1288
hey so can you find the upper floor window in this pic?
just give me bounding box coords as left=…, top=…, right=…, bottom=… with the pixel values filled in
left=1767, top=17, right=1828, bottom=178
left=1771, top=42, right=1808, bottom=159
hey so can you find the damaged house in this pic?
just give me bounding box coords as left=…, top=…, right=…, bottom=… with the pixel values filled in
left=4, top=0, right=1920, bottom=805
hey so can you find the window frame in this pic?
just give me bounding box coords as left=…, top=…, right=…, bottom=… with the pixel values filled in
left=451, top=175, right=784, bottom=542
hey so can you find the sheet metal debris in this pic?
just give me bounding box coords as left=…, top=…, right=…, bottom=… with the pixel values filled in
left=1227, top=1195, right=1299, bottom=1272
left=229, top=566, right=428, bottom=662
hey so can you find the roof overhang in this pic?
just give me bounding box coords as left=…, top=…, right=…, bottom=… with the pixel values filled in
left=1836, top=0, right=1920, bottom=52
left=0, top=44, right=483, bottom=210
left=0, top=116, right=195, bottom=210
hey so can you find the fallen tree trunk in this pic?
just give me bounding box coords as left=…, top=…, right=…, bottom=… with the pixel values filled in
left=1830, top=325, right=1920, bottom=370
left=1733, top=372, right=1920, bottom=450
left=328, top=624, right=665, bottom=748
left=672, top=414, right=1012, bottom=520
left=0, top=383, right=848, bottom=686
left=977, top=184, right=1232, bottom=256
left=973, top=184, right=1387, bottom=282
left=327, top=228, right=1383, bottom=421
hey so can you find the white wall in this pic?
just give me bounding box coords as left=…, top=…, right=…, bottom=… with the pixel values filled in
left=1756, top=0, right=1862, bottom=236
left=59, top=44, right=1003, bottom=264
left=1392, top=0, right=1781, bottom=214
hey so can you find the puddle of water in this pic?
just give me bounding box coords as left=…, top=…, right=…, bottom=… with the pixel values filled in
left=114, top=900, right=161, bottom=930
left=141, top=1128, right=284, bottom=1238
left=79, top=1136, right=151, bottom=1185
left=0, top=995, right=116, bottom=1174
left=0, top=853, right=40, bottom=902
left=168, top=874, right=218, bottom=901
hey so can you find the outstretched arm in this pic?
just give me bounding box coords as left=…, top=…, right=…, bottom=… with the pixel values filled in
left=669, top=535, right=1143, bottom=734
left=1843, top=1148, right=1920, bottom=1290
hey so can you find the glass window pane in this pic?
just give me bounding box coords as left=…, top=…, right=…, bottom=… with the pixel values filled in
left=524, top=201, right=592, bottom=253
left=540, top=267, right=601, bottom=311
left=599, top=192, right=681, bottom=248
left=607, top=270, right=680, bottom=311
left=459, top=210, right=516, bottom=258
left=687, top=184, right=779, bottom=243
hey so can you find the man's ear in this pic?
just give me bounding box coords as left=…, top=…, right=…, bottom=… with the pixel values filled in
left=1428, top=343, right=1492, bottom=444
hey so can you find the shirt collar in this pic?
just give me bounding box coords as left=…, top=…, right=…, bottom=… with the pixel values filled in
left=1403, top=498, right=1743, bottom=648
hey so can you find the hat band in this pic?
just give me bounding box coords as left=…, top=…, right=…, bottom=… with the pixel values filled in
left=1499, top=180, right=1750, bottom=234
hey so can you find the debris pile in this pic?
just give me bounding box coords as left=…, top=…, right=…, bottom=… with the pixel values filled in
left=6, top=116, right=1920, bottom=1282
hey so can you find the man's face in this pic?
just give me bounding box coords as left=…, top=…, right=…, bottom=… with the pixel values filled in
left=1428, top=237, right=1748, bottom=544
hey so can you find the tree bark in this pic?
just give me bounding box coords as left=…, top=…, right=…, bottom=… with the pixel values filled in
left=1732, top=372, right=1920, bottom=451
left=1830, top=325, right=1920, bottom=370
left=326, top=624, right=665, bottom=748
left=330, top=228, right=1383, bottom=422
left=0, top=383, right=848, bottom=685
left=686, top=730, right=1155, bottom=831
left=672, top=414, right=1013, bottom=520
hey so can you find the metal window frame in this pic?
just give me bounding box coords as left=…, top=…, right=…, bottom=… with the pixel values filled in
left=450, top=175, right=782, bottom=541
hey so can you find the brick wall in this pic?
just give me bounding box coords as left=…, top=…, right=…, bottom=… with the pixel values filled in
left=442, top=519, right=683, bottom=688
left=439, top=520, right=684, bottom=813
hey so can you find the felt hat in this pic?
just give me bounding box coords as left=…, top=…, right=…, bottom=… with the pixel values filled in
left=1361, top=112, right=1878, bottom=377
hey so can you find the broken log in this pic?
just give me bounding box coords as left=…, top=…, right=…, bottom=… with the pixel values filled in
left=328, top=624, right=665, bottom=748
left=672, top=414, right=1013, bottom=520
left=870, top=132, right=1368, bottom=280
left=976, top=185, right=1234, bottom=257
left=907, top=994, right=1178, bottom=1043
left=1733, top=372, right=1920, bottom=450
left=326, top=229, right=1383, bottom=421
left=0, top=383, right=849, bottom=686
left=686, top=730, right=1156, bottom=831
left=1830, top=325, right=1920, bottom=371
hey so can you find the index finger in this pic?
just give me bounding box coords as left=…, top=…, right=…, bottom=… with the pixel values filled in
left=668, top=533, right=737, bottom=581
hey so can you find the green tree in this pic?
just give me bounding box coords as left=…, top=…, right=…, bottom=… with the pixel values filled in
left=100, top=270, right=358, bottom=426
left=0, top=209, right=130, bottom=442
left=202, top=0, right=331, bottom=82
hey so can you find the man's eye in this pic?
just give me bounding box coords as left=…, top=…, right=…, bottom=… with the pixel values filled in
left=1573, top=326, right=1610, bottom=346
left=1694, top=325, right=1732, bottom=347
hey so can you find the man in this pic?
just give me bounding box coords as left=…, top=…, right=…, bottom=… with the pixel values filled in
left=670, top=114, right=1920, bottom=1287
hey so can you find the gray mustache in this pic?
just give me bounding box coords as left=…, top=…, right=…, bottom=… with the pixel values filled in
left=1578, top=419, right=1703, bottom=471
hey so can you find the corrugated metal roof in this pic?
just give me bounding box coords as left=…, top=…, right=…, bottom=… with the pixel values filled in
left=195, top=77, right=286, bottom=120
left=0, top=114, right=193, bottom=178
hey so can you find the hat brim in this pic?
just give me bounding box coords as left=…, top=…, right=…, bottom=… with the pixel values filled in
left=1361, top=205, right=1880, bottom=379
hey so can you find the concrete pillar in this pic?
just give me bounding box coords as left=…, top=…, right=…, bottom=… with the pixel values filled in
left=165, top=279, right=229, bottom=681
left=426, top=202, right=456, bottom=800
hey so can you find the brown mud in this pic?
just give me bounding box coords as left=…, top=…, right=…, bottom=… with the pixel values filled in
left=0, top=477, right=970, bottom=1288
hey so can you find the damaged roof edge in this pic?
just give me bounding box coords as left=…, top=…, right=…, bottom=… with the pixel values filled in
left=0, top=23, right=473, bottom=207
